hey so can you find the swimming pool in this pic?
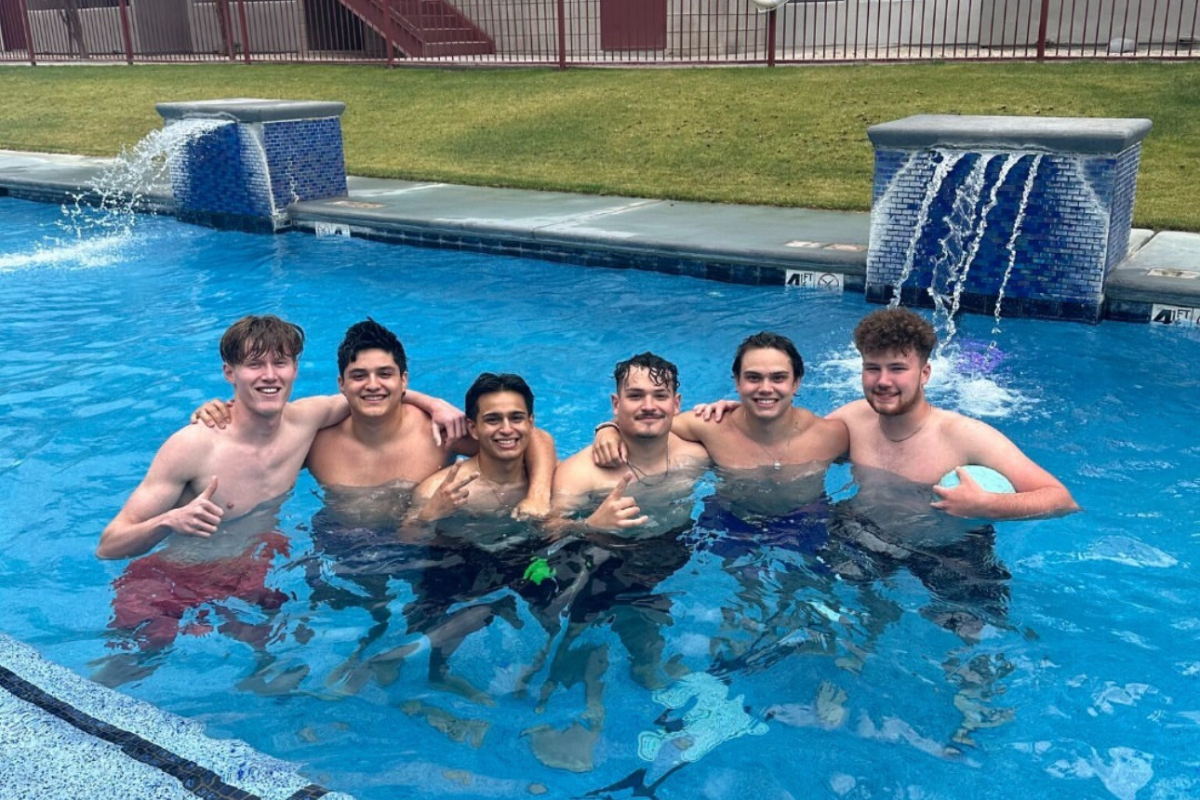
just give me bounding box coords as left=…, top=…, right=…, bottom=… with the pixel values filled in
left=2, top=194, right=1199, bottom=799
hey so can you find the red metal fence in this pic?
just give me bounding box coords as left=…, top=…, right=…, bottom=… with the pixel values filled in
left=1, top=0, right=1196, bottom=66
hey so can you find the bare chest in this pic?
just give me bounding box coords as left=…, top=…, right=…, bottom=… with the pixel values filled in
left=201, top=439, right=308, bottom=516
left=708, top=427, right=827, bottom=470
left=309, top=432, right=447, bottom=488
left=851, top=429, right=960, bottom=485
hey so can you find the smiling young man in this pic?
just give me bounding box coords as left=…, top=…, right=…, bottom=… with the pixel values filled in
left=409, top=372, right=544, bottom=529
left=554, top=352, right=709, bottom=532
left=592, top=333, right=847, bottom=480
left=827, top=307, right=1079, bottom=520
left=304, top=319, right=455, bottom=491
left=97, top=315, right=348, bottom=560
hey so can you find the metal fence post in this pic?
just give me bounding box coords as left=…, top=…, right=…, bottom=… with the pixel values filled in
left=556, top=0, right=566, bottom=68
left=218, top=0, right=235, bottom=60
left=116, top=0, right=134, bottom=64
left=1036, top=0, right=1051, bottom=60
left=18, top=0, right=35, bottom=65
left=768, top=7, right=777, bottom=66
left=236, top=0, right=252, bottom=63
left=385, top=0, right=396, bottom=67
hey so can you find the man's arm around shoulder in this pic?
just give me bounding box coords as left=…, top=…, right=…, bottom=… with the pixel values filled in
left=288, top=394, right=350, bottom=431
left=97, top=427, right=223, bottom=560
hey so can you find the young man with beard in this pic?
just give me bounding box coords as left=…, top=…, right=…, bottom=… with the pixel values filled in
left=534, top=353, right=709, bottom=750
left=827, top=307, right=1078, bottom=520
left=592, top=333, right=847, bottom=481
left=554, top=352, right=710, bottom=533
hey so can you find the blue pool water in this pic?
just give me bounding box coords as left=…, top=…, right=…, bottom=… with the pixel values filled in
left=2, top=194, right=1199, bottom=799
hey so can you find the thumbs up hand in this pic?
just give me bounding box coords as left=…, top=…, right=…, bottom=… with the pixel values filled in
left=169, top=476, right=225, bottom=537
left=585, top=472, right=649, bottom=532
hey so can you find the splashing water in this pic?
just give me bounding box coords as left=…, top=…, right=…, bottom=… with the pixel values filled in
left=4, top=118, right=234, bottom=271
left=811, top=343, right=1034, bottom=422
left=936, top=152, right=1023, bottom=348
left=869, top=148, right=1054, bottom=404
left=994, top=153, right=1043, bottom=331
left=883, top=150, right=965, bottom=298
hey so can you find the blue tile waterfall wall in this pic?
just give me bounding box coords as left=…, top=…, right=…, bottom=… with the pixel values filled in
left=156, top=100, right=348, bottom=232
left=865, top=115, right=1152, bottom=323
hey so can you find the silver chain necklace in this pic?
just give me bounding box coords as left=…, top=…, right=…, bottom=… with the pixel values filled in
left=626, top=440, right=670, bottom=485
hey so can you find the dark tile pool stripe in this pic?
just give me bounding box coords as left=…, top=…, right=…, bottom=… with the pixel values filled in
left=0, top=664, right=328, bottom=800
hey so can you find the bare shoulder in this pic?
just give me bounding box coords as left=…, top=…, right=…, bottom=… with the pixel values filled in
left=286, top=394, right=346, bottom=429
left=136, top=424, right=219, bottom=494
left=414, top=462, right=453, bottom=500
left=553, top=447, right=605, bottom=492
left=804, top=412, right=850, bottom=453
left=826, top=399, right=871, bottom=422
left=668, top=432, right=711, bottom=464
left=936, top=408, right=1006, bottom=446
left=669, top=410, right=709, bottom=441
left=802, top=409, right=843, bottom=434
left=158, top=422, right=217, bottom=462
left=311, top=414, right=352, bottom=442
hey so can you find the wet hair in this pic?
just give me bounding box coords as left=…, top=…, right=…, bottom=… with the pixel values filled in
left=219, top=315, right=304, bottom=366
left=336, top=318, right=407, bottom=376
left=731, top=331, right=804, bottom=380
left=853, top=307, right=938, bottom=362
left=465, top=372, right=534, bottom=419
left=613, top=352, right=680, bottom=393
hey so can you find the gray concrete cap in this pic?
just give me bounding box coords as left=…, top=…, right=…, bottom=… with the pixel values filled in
left=156, top=99, right=346, bottom=123
left=867, top=114, right=1152, bottom=154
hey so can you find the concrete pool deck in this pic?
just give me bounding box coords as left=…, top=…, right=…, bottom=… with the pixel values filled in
left=2, top=148, right=1200, bottom=324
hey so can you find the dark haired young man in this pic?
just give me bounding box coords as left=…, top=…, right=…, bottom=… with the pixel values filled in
left=553, top=352, right=709, bottom=532
left=592, top=332, right=847, bottom=497
left=409, top=372, right=546, bottom=530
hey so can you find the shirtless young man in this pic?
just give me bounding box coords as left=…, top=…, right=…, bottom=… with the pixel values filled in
left=827, top=307, right=1079, bottom=520
left=97, top=315, right=347, bottom=560
left=554, top=352, right=710, bottom=533
left=408, top=372, right=546, bottom=533
left=304, top=319, right=555, bottom=524
left=392, top=373, right=568, bottom=703
left=195, top=319, right=555, bottom=523
left=591, top=333, right=846, bottom=516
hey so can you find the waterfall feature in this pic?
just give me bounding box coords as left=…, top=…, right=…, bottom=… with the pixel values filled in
left=155, top=99, right=348, bottom=232
left=61, top=118, right=233, bottom=241
left=866, top=115, right=1152, bottom=325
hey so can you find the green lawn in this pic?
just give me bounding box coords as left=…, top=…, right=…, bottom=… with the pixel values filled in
left=1, top=61, right=1197, bottom=230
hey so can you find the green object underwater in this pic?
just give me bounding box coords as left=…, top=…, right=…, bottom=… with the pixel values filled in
left=524, top=557, right=555, bottom=585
